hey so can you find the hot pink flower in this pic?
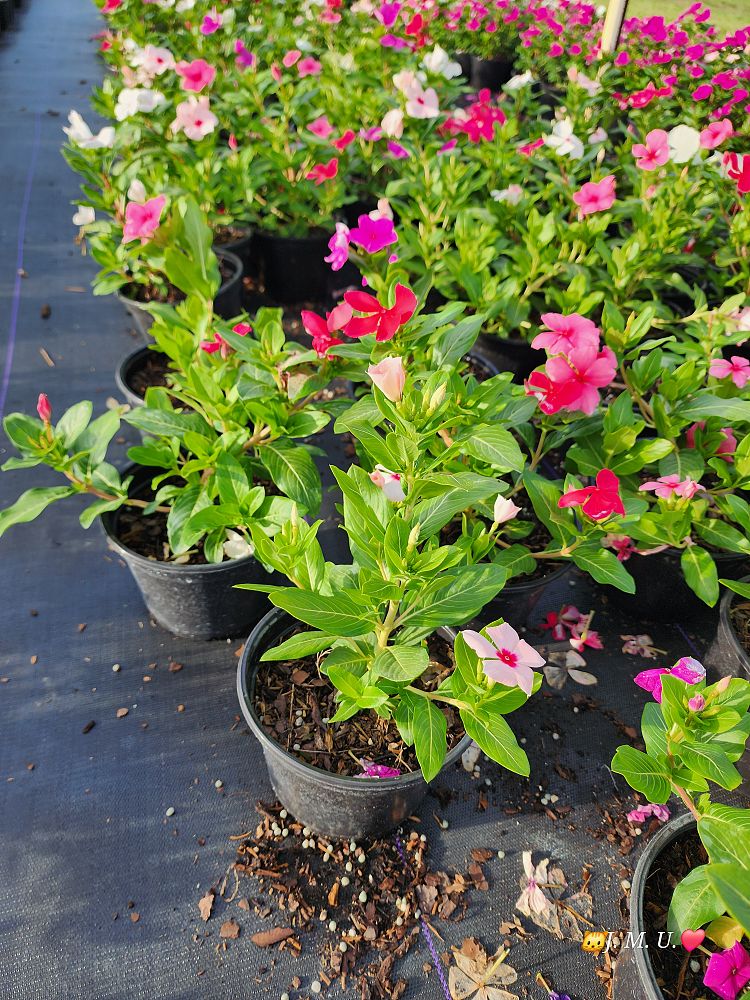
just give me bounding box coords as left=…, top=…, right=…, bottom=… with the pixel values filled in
left=234, top=40, right=256, bottom=70
left=306, top=158, right=338, bottom=185
left=200, top=8, right=222, bottom=34
left=559, top=469, right=625, bottom=521
left=343, top=284, right=417, bottom=341
left=543, top=343, right=617, bottom=415
left=604, top=533, right=635, bottom=561
left=704, top=941, right=750, bottom=1000
left=710, top=355, right=750, bottom=388
left=461, top=623, right=545, bottom=696
left=700, top=118, right=733, bottom=149
left=37, top=393, right=52, bottom=423
left=572, top=174, right=616, bottom=217
left=519, top=137, right=545, bottom=156
left=627, top=803, right=669, bottom=825
left=102, top=0, right=122, bottom=12
left=634, top=656, right=705, bottom=703
left=358, top=760, right=401, bottom=779
left=349, top=215, right=398, bottom=254
left=376, top=1, right=401, bottom=27
left=309, top=115, right=334, bottom=138
left=301, top=303, right=350, bottom=358
left=122, top=194, right=166, bottom=243
left=298, top=56, right=322, bottom=77
left=282, top=49, right=301, bottom=68
left=175, top=58, right=216, bottom=93
left=171, top=96, right=218, bottom=141
left=723, top=152, right=750, bottom=195
left=531, top=313, right=600, bottom=354
left=688, top=693, right=706, bottom=712
left=367, top=355, right=406, bottom=402
left=332, top=129, right=356, bottom=151
left=324, top=223, right=350, bottom=272
left=632, top=129, right=670, bottom=170
left=685, top=422, right=737, bottom=462
left=639, top=475, right=700, bottom=500
left=200, top=321, right=251, bottom=358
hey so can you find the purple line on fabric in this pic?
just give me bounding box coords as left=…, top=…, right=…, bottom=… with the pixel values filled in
left=394, top=833, right=452, bottom=1000
left=675, top=623, right=701, bottom=659
left=0, top=112, right=42, bottom=418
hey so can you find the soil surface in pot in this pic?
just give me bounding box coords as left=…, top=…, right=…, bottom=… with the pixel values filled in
left=127, top=350, right=171, bottom=399
left=462, top=352, right=495, bottom=383
left=441, top=515, right=562, bottom=583
left=124, top=257, right=236, bottom=306
left=730, top=597, right=750, bottom=655
left=213, top=224, right=250, bottom=246
left=642, top=827, right=710, bottom=998
left=253, top=632, right=464, bottom=777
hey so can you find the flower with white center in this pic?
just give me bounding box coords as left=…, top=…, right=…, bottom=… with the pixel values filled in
left=668, top=124, right=701, bottom=164
left=422, top=45, right=462, bottom=79
left=504, top=70, right=534, bottom=92
left=63, top=110, right=115, bottom=149
left=114, top=88, right=166, bottom=122
left=72, top=205, right=95, bottom=227
left=544, top=118, right=584, bottom=159
left=223, top=530, right=254, bottom=561
left=491, top=184, right=523, bottom=205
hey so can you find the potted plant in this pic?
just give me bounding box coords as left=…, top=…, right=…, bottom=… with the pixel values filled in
left=611, top=659, right=750, bottom=999
left=706, top=578, right=750, bottom=681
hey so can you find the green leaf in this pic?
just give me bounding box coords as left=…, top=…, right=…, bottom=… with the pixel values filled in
left=262, top=441, right=321, bottom=515
left=641, top=702, right=669, bottom=759
left=522, top=470, right=575, bottom=543
left=461, top=710, right=529, bottom=776
left=3, top=412, right=45, bottom=452
left=681, top=546, right=719, bottom=607
left=707, top=865, right=750, bottom=936
left=678, top=393, right=750, bottom=424
left=460, top=425, right=525, bottom=474
left=667, top=866, right=724, bottom=936
left=269, top=589, right=375, bottom=638
left=610, top=746, right=672, bottom=802
left=0, top=486, right=76, bottom=538
left=215, top=452, right=251, bottom=507
left=571, top=545, right=636, bottom=593
left=373, top=646, right=428, bottom=683
left=399, top=564, right=508, bottom=629
left=720, top=579, right=750, bottom=600
left=55, top=401, right=92, bottom=448
left=79, top=496, right=123, bottom=529
left=680, top=742, right=741, bottom=791
left=166, top=486, right=212, bottom=554
left=699, top=805, right=750, bottom=866
left=696, top=519, right=750, bottom=556
left=260, top=630, right=335, bottom=661
left=411, top=473, right=500, bottom=537
left=412, top=696, right=447, bottom=782
left=125, top=407, right=210, bottom=439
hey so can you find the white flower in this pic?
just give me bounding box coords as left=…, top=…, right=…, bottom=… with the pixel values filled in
left=393, top=69, right=424, bottom=98
left=588, top=126, right=608, bottom=144
left=572, top=69, right=601, bottom=96
left=381, top=108, right=404, bottom=138
left=405, top=86, right=440, bottom=119
left=543, top=118, right=584, bottom=160
left=223, top=530, right=254, bottom=561
left=368, top=197, right=394, bottom=221
left=491, top=184, right=523, bottom=205
left=127, top=179, right=147, bottom=203
left=668, top=124, right=701, bottom=164
left=114, top=88, right=166, bottom=122
left=133, top=44, right=175, bottom=76
left=493, top=495, right=522, bottom=524
left=504, top=70, right=534, bottom=92
left=72, top=205, right=95, bottom=226
left=422, top=45, right=462, bottom=79
left=62, top=110, right=115, bottom=149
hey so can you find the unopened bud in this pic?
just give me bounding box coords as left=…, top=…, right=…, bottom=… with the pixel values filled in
left=426, top=383, right=446, bottom=415
left=407, top=523, right=420, bottom=553
left=687, top=693, right=705, bottom=712
left=715, top=675, right=731, bottom=693
left=37, top=393, right=52, bottom=423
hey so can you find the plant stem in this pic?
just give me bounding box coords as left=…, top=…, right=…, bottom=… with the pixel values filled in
left=405, top=685, right=470, bottom=712
left=672, top=784, right=701, bottom=822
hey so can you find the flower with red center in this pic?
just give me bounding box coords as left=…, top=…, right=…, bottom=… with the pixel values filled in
left=603, top=533, right=635, bottom=561
left=343, top=284, right=417, bottom=341
left=175, top=59, right=216, bottom=93
left=639, top=475, right=700, bottom=500
left=298, top=56, right=322, bottom=77
left=171, top=96, right=218, bottom=141
left=524, top=369, right=568, bottom=415
left=122, top=194, right=166, bottom=244
left=632, top=129, right=669, bottom=170
left=543, top=343, right=617, bottom=415
left=349, top=215, right=397, bottom=255
left=301, top=302, right=351, bottom=358
left=710, top=355, right=750, bottom=388
left=200, top=321, right=252, bottom=359
left=700, top=118, right=733, bottom=149
left=572, top=175, right=616, bottom=217
left=531, top=313, right=600, bottom=354
left=634, top=656, right=705, bottom=704
left=461, top=623, right=545, bottom=695
left=558, top=469, right=625, bottom=522
left=306, top=158, right=338, bottom=185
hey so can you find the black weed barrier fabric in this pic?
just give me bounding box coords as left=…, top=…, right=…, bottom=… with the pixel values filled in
left=0, top=2, right=728, bottom=998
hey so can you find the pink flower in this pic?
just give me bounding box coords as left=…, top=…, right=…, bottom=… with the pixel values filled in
left=332, top=130, right=356, bottom=151
left=171, top=97, right=218, bottom=141
left=639, top=475, right=700, bottom=500
left=200, top=321, right=251, bottom=358
left=234, top=40, right=255, bottom=70
left=324, top=223, right=350, bottom=272
left=723, top=152, right=750, bottom=195
left=376, top=1, right=401, bottom=27
left=710, top=355, right=750, bottom=388
left=370, top=466, right=406, bottom=502
left=604, top=533, right=635, bottom=561
left=531, top=313, right=600, bottom=354
left=176, top=59, right=216, bottom=93
left=572, top=175, right=616, bottom=217
left=559, top=469, right=625, bottom=521
left=405, top=86, right=440, bottom=119
left=632, top=129, right=670, bottom=170
left=461, top=623, right=545, bottom=696
left=349, top=215, right=397, bottom=255
left=309, top=115, right=334, bottom=138
left=200, top=8, right=222, bottom=34
left=122, top=194, right=166, bottom=243
left=367, top=356, right=406, bottom=402
left=685, top=422, right=737, bottom=462
left=688, top=693, right=706, bottom=712
left=570, top=627, right=603, bottom=652
left=519, top=137, right=545, bottom=156
left=298, top=56, right=322, bottom=77
left=493, top=495, right=522, bottom=524
left=627, top=803, right=670, bottom=825
left=387, top=141, right=410, bottom=159
left=37, top=393, right=52, bottom=423
left=543, top=343, right=617, bottom=415
left=700, top=118, right=733, bottom=149
left=282, top=49, right=301, bottom=68
left=358, top=760, right=401, bottom=779
left=102, top=0, right=122, bottom=11
left=344, top=284, right=417, bottom=341
left=300, top=303, right=350, bottom=358
left=693, top=83, right=713, bottom=101
left=306, top=158, right=338, bottom=185
left=634, top=656, right=705, bottom=703
left=703, top=942, right=750, bottom=1000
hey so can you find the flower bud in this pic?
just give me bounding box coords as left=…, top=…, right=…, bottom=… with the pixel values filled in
left=370, top=466, right=406, bottom=502
left=426, top=382, right=446, bottom=415
left=407, top=523, right=420, bottom=552
left=493, top=495, right=522, bottom=524
left=715, top=675, right=731, bottom=693
left=687, top=693, right=705, bottom=712
left=367, top=356, right=405, bottom=403
left=37, top=393, right=52, bottom=423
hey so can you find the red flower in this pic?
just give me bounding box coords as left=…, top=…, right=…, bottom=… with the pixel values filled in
left=342, top=283, right=417, bottom=341
left=724, top=152, right=750, bottom=195
left=306, top=157, right=339, bottom=185
left=558, top=469, right=625, bottom=522
left=332, top=130, right=356, bottom=151
left=301, top=302, right=351, bottom=357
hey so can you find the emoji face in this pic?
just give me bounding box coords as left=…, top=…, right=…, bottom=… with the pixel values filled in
left=582, top=931, right=608, bottom=954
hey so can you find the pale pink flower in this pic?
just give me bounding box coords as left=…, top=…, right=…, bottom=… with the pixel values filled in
left=381, top=108, right=404, bottom=138
left=531, top=313, right=600, bottom=354
left=176, top=58, right=216, bottom=93
left=405, top=86, right=440, bottom=119
left=122, top=194, right=166, bottom=243
left=137, top=45, right=174, bottom=76
left=171, top=96, right=218, bottom=141
left=370, top=466, right=406, bottom=502
left=632, top=129, right=669, bottom=170
left=700, top=118, right=733, bottom=149
left=308, top=115, right=334, bottom=138
left=461, top=623, right=545, bottom=695
left=688, top=693, right=706, bottom=712
left=282, top=49, right=301, bottom=68
left=367, top=356, right=405, bottom=402
left=572, top=175, right=616, bottom=217
left=710, top=355, right=750, bottom=388
left=516, top=852, right=551, bottom=915
left=493, top=496, right=521, bottom=524
left=639, top=475, right=700, bottom=500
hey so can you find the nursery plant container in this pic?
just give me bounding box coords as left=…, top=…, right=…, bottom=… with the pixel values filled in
left=705, top=576, right=750, bottom=679
left=115, top=346, right=170, bottom=409
left=101, top=465, right=275, bottom=640
left=253, top=230, right=331, bottom=305
left=116, top=249, right=244, bottom=338
left=481, top=562, right=569, bottom=629
left=237, top=608, right=472, bottom=838
left=475, top=332, right=538, bottom=380
left=471, top=54, right=515, bottom=91
left=214, top=226, right=253, bottom=276
left=0, top=0, right=15, bottom=29
left=605, top=550, right=748, bottom=623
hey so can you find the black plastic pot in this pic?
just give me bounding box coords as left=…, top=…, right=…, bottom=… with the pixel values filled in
left=214, top=227, right=253, bottom=276
left=471, top=54, right=515, bottom=91
left=475, top=332, right=538, bottom=381
left=115, top=345, right=169, bottom=409
left=237, top=608, right=472, bottom=838
left=705, top=576, right=750, bottom=680
left=101, top=466, right=276, bottom=640
left=0, top=0, right=15, bottom=29
left=606, top=551, right=748, bottom=623
left=482, top=562, right=569, bottom=629
left=453, top=52, right=472, bottom=82
left=253, top=230, right=331, bottom=305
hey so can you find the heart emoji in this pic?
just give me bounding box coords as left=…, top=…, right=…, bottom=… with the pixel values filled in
left=681, top=929, right=705, bottom=952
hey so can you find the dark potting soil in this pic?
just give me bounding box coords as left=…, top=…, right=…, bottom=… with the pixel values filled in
left=253, top=632, right=464, bottom=777
left=127, top=350, right=171, bottom=398
left=730, top=600, right=750, bottom=657
left=115, top=504, right=212, bottom=565
left=213, top=224, right=250, bottom=246
left=641, top=828, right=710, bottom=999
left=125, top=257, right=236, bottom=305
left=462, top=352, right=495, bottom=383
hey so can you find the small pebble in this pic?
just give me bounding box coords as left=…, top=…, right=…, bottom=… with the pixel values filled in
left=621, top=879, right=631, bottom=891
left=166, top=807, right=175, bottom=817
left=303, top=827, right=311, bottom=837
left=319, top=909, right=327, bottom=921
left=341, top=876, right=350, bottom=887
left=112, top=663, right=121, bottom=673
left=395, top=916, right=403, bottom=926
left=279, top=809, right=288, bottom=819
left=440, top=820, right=449, bottom=830
left=520, top=737, right=527, bottom=744
left=349, top=841, right=357, bottom=852
left=339, top=942, right=347, bottom=953
left=294, top=718, right=302, bottom=728
left=281, top=993, right=290, bottom=1000
left=295, top=709, right=303, bottom=717
left=328, top=920, right=337, bottom=931
left=550, top=794, right=559, bottom=804
left=311, top=983, right=321, bottom=995
left=420, top=834, right=427, bottom=842
left=497, top=850, right=505, bottom=860
left=690, top=959, right=700, bottom=973
left=552, top=732, right=560, bottom=741
left=323, top=852, right=330, bottom=861
left=293, top=743, right=301, bottom=751
left=414, top=909, right=421, bottom=919
left=345, top=861, right=353, bottom=872
left=214, top=779, right=223, bottom=789
left=484, top=778, right=492, bottom=787
left=358, top=891, right=367, bottom=903
left=573, top=706, right=580, bottom=714
left=357, top=853, right=366, bottom=864
left=282, top=829, right=289, bottom=838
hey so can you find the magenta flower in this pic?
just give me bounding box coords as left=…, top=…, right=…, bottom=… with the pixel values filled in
left=710, top=355, right=750, bottom=389
left=572, top=175, right=616, bottom=217
left=200, top=8, right=221, bottom=34
left=301, top=303, right=350, bottom=358
left=558, top=469, right=625, bottom=522
left=122, top=194, right=166, bottom=244
left=543, top=343, right=617, bottom=415
left=461, top=623, right=545, bottom=696
left=376, top=1, right=401, bottom=27
left=234, top=40, right=256, bottom=70
left=349, top=215, right=398, bottom=255
left=700, top=118, right=733, bottom=149
left=282, top=49, right=301, bottom=69
left=704, top=942, right=750, bottom=1000
left=324, top=223, right=351, bottom=272
left=298, top=56, right=322, bottom=77
left=634, top=656, right=705, bottom=704
left=369, top=467, right=406, bottom=502
left=627, top=803, right=670, bottom=824
left=306, top=158, right=338, bottom=185
left=639, top=475, right=700, bottom=500
left=37, top=393, right=52, bottom=423
left=358, top=760, right=401, bottom=779
left=531, top=313, right=600, bottom=354
left=632, top=129, right=670, bottom=170
left=387, top=141, right=410, bottom=159
left=309, top=115, right=334, bottom=138
left=175, top=59, right=216, bottom=93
